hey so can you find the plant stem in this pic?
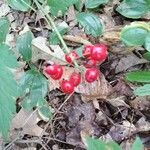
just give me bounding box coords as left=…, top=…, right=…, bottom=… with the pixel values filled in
left=34, top=0, right=79, bottom=68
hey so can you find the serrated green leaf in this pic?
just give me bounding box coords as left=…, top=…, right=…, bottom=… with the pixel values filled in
left=121, top=26, right=148, bottom=46
left=144, top=32, right=150, bottom=52
left=85, top=137, right=106, bottom=150
left=126, top=71, right=150, bottom=83
left=7, top=0, right=31, bottom=11
left=20, top=69, right=48, bottom=110
left=107, top=141, right=122, bottom=150
left=0, top=44, right=19, bottom=139
left=85, top=0, right=109, bottom=9
left=0, top=17, right=10, bottom=44
left=116, top=0, right=150, bottom=19
left=49, top=27, right=68, bottom=45
left=16, top=31, right=33, bottom=61
left=76, top=12, right=104, bottom=37
left=48, top=0, right=78, bottom=16
left=134, top=84, right=150, bottom=96
left=38, top=105, right=53, bottom=121
left=131, top=137, right=144, bottom=150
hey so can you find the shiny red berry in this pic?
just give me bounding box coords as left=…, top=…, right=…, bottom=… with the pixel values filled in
left=60, top=80, right=74, bottom=94
left=45, top=64, right=63, bottom=80
left=69, top=72, right=81, bottom=87
left=91, top=44, right=107, bottom=62
left=85, top=68, right=99, bottom=83
left=45, top=64, right=62, bottom=75
left=82, top=45, right=93, bottom=59
left=84, top=59, right=97, bottom=68
left=65, top=51, right=78, bottom=63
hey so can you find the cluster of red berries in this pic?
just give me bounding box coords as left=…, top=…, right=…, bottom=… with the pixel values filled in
left=44, top=44, right=108, bottom=94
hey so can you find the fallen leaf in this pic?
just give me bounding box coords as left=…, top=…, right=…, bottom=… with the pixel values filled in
left=10, top=108, right=47, bottom=139
left=115, top=54, right=148, bottom=73
left=76, top=73, right=112, bottom=101
left=32, top=37, right=66, bottom=64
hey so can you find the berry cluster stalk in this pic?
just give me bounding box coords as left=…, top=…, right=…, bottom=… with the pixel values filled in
left=34, top=0, right=79, bottom=68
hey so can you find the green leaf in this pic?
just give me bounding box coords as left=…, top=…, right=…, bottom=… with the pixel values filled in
left=134, top=84, right=150, bottom=96
left=7, top=0, right=31, bottom=11
left=131, top=137, right=144, bottom=150
left=20, top=69, right=48, bottom=110
left=85, top=137, right=106, bottom=150
left=85, top=0, right=109, bottom=9
left=143, top=52, right=150, bottom=61
left=48, top=0, right=78, bottom=16
left=0, top=44, right=19, bottom=139
left=116, top=0, right=150, bottom=19
left=76, top=12, right=104, bottom=37
left=107, top=141, right=122, bottom=150
left=38, top=105, right=53, bottom=121
left=0, top=17, right=10, bottom=44
left=49, top=27, right=68, bottom=45
left=16, top=31, right=33, bottom=61
left=126, top=71, right=150, bottom=83
left=144, top=32, right=150, bottom=52
left=75, top=46, right=84, bottom=57
left=121, top=25, right=148, bottom=46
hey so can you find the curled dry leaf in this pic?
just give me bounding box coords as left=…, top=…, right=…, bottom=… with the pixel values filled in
left=75, top=73, right=112, bottom=101
left=106, top=96, right=130, bottom=108
left=10, top=108, right=47, bottom=139
left=32, top=37, right=66, bottom=64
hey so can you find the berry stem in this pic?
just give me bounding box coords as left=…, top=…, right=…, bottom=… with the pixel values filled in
left=33, top=0, right=79, bottom=68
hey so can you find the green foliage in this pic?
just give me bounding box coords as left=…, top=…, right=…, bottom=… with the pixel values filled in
left=85, top=137, right=144, bottom=150
left=85, top=0, right=109, bottom=9
left=134, top=84, right=150, bottom=96
left=0, top=17, right=10, bottom=44
left=0, top=44, right=19, bottom=139
left=76, top=12, right=104, bottom=37
left=48, top=0, right=78, bottom=16
left=116, top=0, right=150, bottom=19
left=20, top=69, right=48, bottom=110
left=143, top=52, right=150, bottom=61
left=7, top=0, right=31, bottom=11
left=85, top=137, right=106, bottom=150
left=126, top=71, right=150, bottom=96
left=131, top=137, right=144, bottom=150
left=16, top=31, right=33, bottom=61
left=126, top=71, right=150, bottom=83
left=49, top=27, right=68, bottom=45
left=121, top=24, right=148, bottom=46
left=38, top=105, right=53, bottom=121
left=144, top=33, right=150, bottom=52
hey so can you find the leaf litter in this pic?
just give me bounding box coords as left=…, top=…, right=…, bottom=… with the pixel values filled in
left=1, top=0, right=150, bottom=149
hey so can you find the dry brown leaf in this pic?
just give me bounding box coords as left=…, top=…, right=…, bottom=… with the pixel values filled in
left=32, top=37, right=66, bottom=64
left=10, top=108, right=47, bottom=139
left=107, top=96, right=130, bottom=108
left=116, top=53, right=148, bottom=73
left=0, top=3, right=10, bottom=18
left=76, top=73, right=112, bottom=101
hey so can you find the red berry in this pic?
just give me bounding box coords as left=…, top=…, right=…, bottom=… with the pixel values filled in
left=45, top=64, right=62, bottom=75
left=85, top=68, right=99, bottom=83
left=60, top=80, right=74, bottom=94
left=45, top=64, right=63, bottom=80
left=84, top=59, right=97, bottom=68
left=82, top=45, right=93, bottom=59
left=65, top=51, right=78, bottom=63
left=91, top=44, right=107, bottom=62
left=70, top=72, right=81, bottom=86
